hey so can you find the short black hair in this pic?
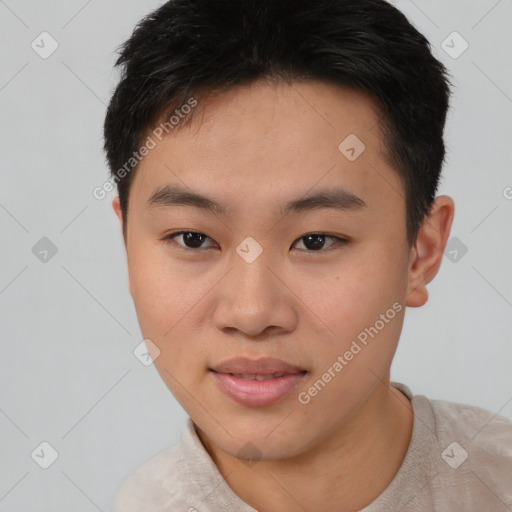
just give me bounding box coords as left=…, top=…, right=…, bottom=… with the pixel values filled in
left=103, top=0, right=451, bottom=246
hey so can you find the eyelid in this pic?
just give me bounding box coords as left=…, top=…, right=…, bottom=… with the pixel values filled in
left=292, top=234, right=345, bottom=252
left=161, top=230, right=218, bottom=250
left=162, top=230, right=349, bottom=252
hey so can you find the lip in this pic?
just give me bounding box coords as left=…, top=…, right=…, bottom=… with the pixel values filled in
left=210, top=356, right=306, bottom=375
left=209, top=357, right=307, bottom=407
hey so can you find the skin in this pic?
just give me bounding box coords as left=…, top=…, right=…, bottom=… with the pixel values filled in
left=113, top=79, right=454, bottom=511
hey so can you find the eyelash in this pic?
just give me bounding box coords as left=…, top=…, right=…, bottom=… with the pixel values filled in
left=161, top=231, right=348, bottom=253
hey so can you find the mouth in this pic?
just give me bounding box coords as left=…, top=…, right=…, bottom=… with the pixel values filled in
left=209, top=357, right=308, bottom=407
left=210, top=356, right=307, bottom=375
left=215, top=372, right=305, bottom=381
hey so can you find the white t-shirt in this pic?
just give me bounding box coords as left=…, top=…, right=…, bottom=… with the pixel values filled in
left=109, top=382, right=512, bottom=511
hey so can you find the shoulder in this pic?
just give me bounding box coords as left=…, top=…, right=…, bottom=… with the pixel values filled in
left=109, top=424, right=201, bottom=512
left=390, top=382, right=512, bottom=510
left=428, top=395, right=512, bottom=459
left=417, top=393, right=512, bottom=509
left=395, top=382, right=512, bottom=460
left=109, top=418, right=257, bottom=512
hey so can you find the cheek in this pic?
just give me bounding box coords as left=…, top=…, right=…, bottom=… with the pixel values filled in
left=128, top=243, right=195, bottom=328
left=300, top=245, right=408, bottom=364
left=127, top=244, right=212, bottom=372
left=305, top=261, right=402, bottom=332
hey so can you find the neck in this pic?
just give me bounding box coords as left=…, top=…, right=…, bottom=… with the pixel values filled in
left=196, top=376, right=413, bottom=512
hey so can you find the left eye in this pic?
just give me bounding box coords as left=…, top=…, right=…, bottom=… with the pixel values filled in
left=162, top=231, right=346, bottom=252
left=292, top=233, right=344, bottom=251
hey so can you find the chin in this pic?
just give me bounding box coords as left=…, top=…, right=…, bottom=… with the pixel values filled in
left=195, top=411, right=315, bottom=462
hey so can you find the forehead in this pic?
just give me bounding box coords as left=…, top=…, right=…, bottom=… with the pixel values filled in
left=130, top=80, right=403, bottom=217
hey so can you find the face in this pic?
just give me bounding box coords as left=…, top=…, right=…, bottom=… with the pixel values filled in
left=115, top=80, right=416, bottom=459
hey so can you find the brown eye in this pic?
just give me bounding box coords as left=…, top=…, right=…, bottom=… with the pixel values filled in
left=164, top=231, right=216, bottom=249
left=162, top=231, right=347, bottom=253
left=293, top=234, right=347, bottom=252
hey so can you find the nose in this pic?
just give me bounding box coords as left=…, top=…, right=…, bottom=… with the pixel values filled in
left=212, top=247, right=298, bottom=339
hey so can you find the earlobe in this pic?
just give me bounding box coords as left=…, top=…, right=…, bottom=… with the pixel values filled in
left=406, top=195, right=455, bottom=308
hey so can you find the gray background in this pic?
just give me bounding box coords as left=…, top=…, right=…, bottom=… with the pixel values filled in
left=0, top=0, right=511, bottom=510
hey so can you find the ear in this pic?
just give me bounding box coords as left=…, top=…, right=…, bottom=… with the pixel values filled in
left=112, top=196, right=134, bottom=297
left=112, top=196, right=126, bottom=247
left=406, top=195, right=455, bottom=307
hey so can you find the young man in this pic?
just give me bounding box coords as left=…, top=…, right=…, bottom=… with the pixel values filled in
left=104, top=0, right=512, bottom=510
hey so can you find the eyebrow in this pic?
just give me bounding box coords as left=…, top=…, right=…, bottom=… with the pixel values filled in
left=146, top=184, right=367, bottom=216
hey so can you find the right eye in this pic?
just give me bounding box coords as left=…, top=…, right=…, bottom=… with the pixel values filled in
left=162, top=231, right=218, bottom=250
